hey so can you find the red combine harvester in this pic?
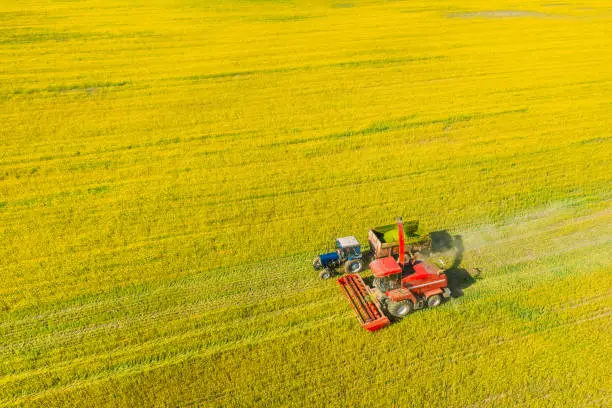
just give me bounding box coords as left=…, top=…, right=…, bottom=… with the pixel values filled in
left=337, top=217, right=451, bottom=332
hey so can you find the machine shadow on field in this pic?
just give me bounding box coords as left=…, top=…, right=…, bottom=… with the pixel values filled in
left=430, top=232, right=478, bottom=298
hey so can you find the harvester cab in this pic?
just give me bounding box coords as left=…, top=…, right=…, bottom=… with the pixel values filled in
left=370, top=255, right=450, bottom=316
left=313, top=236, right=364, bottom=279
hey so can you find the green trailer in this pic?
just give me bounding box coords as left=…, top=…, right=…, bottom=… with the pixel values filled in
left=367, top=220, right=431, bottom=260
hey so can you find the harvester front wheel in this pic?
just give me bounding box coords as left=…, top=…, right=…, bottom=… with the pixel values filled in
left=344, top=259, right=363, bottom=274
left=387, top=300, right=413, bottom=318
left=427, top=294, right=442, bottom=308
left=319, top=269, right=332, bottom=280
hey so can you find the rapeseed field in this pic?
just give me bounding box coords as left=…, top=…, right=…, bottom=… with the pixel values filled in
left=0, top=0, right=610, bottom=406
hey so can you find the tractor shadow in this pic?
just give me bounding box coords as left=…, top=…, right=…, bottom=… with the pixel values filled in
left=429, top=232, right=478, bottom=298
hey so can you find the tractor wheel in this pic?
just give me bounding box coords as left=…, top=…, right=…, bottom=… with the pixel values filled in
left=427, top=294, right=442, bottom=308
left=319, top=269, right=332, bottom=280
left=344, top=259, right=364, bottom=274
left=387, top=300, right=413, bottom=318
left=312, top=257, right=322, bottom=270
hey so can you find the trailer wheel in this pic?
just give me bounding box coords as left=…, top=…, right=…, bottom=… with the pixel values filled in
left=344, top=259, right=363, bottom=274
left=427, top=294, right=442, bottom=308
left=387, top=300, right=413, bottom=318
left=319, top=269, right=332, bottom=280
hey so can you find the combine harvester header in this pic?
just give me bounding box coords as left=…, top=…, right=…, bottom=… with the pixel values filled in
left=337, top=274, right=390, bottom=332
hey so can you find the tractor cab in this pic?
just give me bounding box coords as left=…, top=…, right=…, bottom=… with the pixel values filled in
left=369, top=256, right=403, bottom=292
left=335, top=236, right=361, bottom=261
left=313, top=236, right=364, bottom=279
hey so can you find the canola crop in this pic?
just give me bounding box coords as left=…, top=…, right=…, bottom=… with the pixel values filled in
left=0, top=0, right=611, bottom=406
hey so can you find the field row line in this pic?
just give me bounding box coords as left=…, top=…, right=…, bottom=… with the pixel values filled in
left=3, top=205, right=608, bottom=339
left=0, top=313, right=346, bottom=407
left=200, top=307, right=611, bottom=406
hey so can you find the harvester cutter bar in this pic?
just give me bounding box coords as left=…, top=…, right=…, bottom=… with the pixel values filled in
left=337, top=274, right=390, bottom=332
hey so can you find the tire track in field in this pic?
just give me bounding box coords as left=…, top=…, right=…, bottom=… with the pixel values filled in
left=0, top=127, right=547, bottom=222
left=2, top=202, right=610, bottom=404
left=3, top=228, right=590, bottom=349
left=7, top=207, right=608, bottom=402
left=2, top=212, right=608, bottom=356
left=0, top=268, right=324, bottom=352
left=4, top=156, right=607, bottom=281
left=189, top=307, right=612, bottom=407
left=2, top=202, right=608, bottom=351
left=1, top=106, right=578, bottom=212
left=0, top=296, right=341, bottom=400
left=0, top=251, right=319, bottom=339
left=0, top=257, right=337, bottom=368
left=105, top=264, right=612, bottom=404
left=194, top=246, right=612, bottom=404
left=0, top=278, right=330, bottom=354
left=20, top=167, right=589, bottom=282
left=0, top=102, right=524, bottom=168
left=227, top=308, right=612, bottom=407
left=0, top=313, right=347, bottom=407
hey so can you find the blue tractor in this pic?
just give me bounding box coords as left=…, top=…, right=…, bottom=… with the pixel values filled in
left=312, top=236, right=365, bottom=279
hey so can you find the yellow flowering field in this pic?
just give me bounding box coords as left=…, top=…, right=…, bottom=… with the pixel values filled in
left=0, top=0, right=610, bottom=406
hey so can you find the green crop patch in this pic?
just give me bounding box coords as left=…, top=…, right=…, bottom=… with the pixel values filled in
left=87, top=185, right=110, bottom=195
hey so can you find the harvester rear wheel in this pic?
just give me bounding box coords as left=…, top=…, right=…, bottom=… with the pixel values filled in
left=387, top=300, right=413, bottom=318
left=313, top=257, right=322, bottom=270
left=344, top=259, right=363, bottom=274
left=319, top=269, right=332, bottom=280
left=427, top=294, right=442, bottom=308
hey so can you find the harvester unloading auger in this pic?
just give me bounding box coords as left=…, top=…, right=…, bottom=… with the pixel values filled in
left=315, top=218, right=451, bottom=332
